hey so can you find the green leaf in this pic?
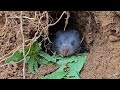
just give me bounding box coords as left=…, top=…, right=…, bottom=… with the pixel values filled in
left=39, top=53, right=87, bottom=79
left=28, top=56, right=35, bottom=74
left=38, top=42, right=42, bottom=50
left=40, top=65, right=68, bottom=79
left=37, top=58, right=50, bottom=65
left=34, top=60, right=39, bottom=72
left=77, top=53, right=86, bottom=72
left=5, top=42, right=43, bottom=74
left=5, top=50, right=23, bottom=64
left=28, top=42, right=40, bottom=55
left=25, top=56, right=30, bottom=63
left=65, top=70, right=80, bottom=79
left=5, top=57, right=17, bottom=64
left=44, top=71, right=67, bottom=79
left=39, top=51, right=56, bottom=62
left=25, top=45, right=30, bottom=55
left=39, top=76, right=46, bottom=79
left=56, top=55, right=78, bottom=66
left=68, top=53, right=86, bottom=73
left=52, top=54, right=62, bottom=60
left=66, top=75, right=80, bottom=79
left=66, top=70, right=78, bottom=77
left=66, top=53, right=86, bottom=78
left=25, top=42, right=42, bottom=55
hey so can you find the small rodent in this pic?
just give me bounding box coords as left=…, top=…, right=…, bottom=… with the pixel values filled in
left=51, top=29, right=85, bottom=56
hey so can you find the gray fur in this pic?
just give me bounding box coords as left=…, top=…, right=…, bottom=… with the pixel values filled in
left=51, top=29, right=81, bottom=56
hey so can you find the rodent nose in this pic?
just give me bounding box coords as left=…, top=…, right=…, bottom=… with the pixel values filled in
left=63, top=49, right=68, bottom=56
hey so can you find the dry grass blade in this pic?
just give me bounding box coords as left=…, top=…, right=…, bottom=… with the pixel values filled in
left=19, top=11, right=26, bottom=79
left=48, top=11, right=67, bottom=27
left=64, top=11, right=70, bottom=31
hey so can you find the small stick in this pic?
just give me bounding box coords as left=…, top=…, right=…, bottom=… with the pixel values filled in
left=20, top=11, right=26, bottom=79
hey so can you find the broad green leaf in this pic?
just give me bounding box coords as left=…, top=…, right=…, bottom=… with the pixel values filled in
left=66, top=75, right=80, bottom=79
left=39, top=76, right=46, bottom=79
left=33, top=42, right=40, bottom=52
left=40, top=53, right=87, bottom=79
left=65, top=70, right=80, bottom=79
left=38, top=42, right=42, bottom=50
left=39, top=51, right=56, bottom=62
left=77, top=53, right=86, bottom=71
left=44, top=71, right=67, bottom=79
left=68, top=53, right=86, bottom=73
left=28, top=56, right=35, bottom=74
left=12, top=50, right=23, bottom=62
left=28, top=42, right=40, bottom=55
left=5, top=50, right=23, bottom=64
left=25, top=42, right=42, bottom=55
left=37, top=58, right=50, bottom=65
left=25, top=45, right=30, bottom=55
left=18, top=56, right=30, bottom=63
left=56, top=55, right=78, bottom=65
left=52, top=54, right=62, bottom=60
left=5, top=42, right=44, bottom=74
left=26, top=56, right=30, bottom=63
left=5, top=56, right=17, bottom=64
left=65, top=53, right=86, bottom=79
left=40, top=65, right=68, bottom=79
left=34, top=60, right=39, bottom=72
left=66, top=70, right=78, bottom=77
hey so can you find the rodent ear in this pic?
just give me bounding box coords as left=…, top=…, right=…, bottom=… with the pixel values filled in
left=74, top=30, right=79, bottom=34
left=75, top=31, right=80, bottom=36
left=56, top=30, right=62, bottom=36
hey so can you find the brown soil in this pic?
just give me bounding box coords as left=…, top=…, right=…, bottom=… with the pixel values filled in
left=80, top=11, right=120, bottom=79
left=1, top=11, right=120, bottom=79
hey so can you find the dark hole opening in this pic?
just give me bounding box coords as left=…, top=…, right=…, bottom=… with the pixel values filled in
left=40, top=11, right=88, bottom=56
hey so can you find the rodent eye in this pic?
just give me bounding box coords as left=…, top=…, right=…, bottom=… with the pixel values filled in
left=71, top=41, right=74, bottom=45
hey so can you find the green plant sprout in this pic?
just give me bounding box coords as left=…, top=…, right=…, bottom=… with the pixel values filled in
left=5, top=42, right=86, bottom=79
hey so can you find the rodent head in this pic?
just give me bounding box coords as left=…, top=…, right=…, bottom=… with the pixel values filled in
left=52, top=29, right=81, bottom=56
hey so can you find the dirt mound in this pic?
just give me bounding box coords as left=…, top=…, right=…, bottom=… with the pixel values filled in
left=80, top=11, right=120, bottom=79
